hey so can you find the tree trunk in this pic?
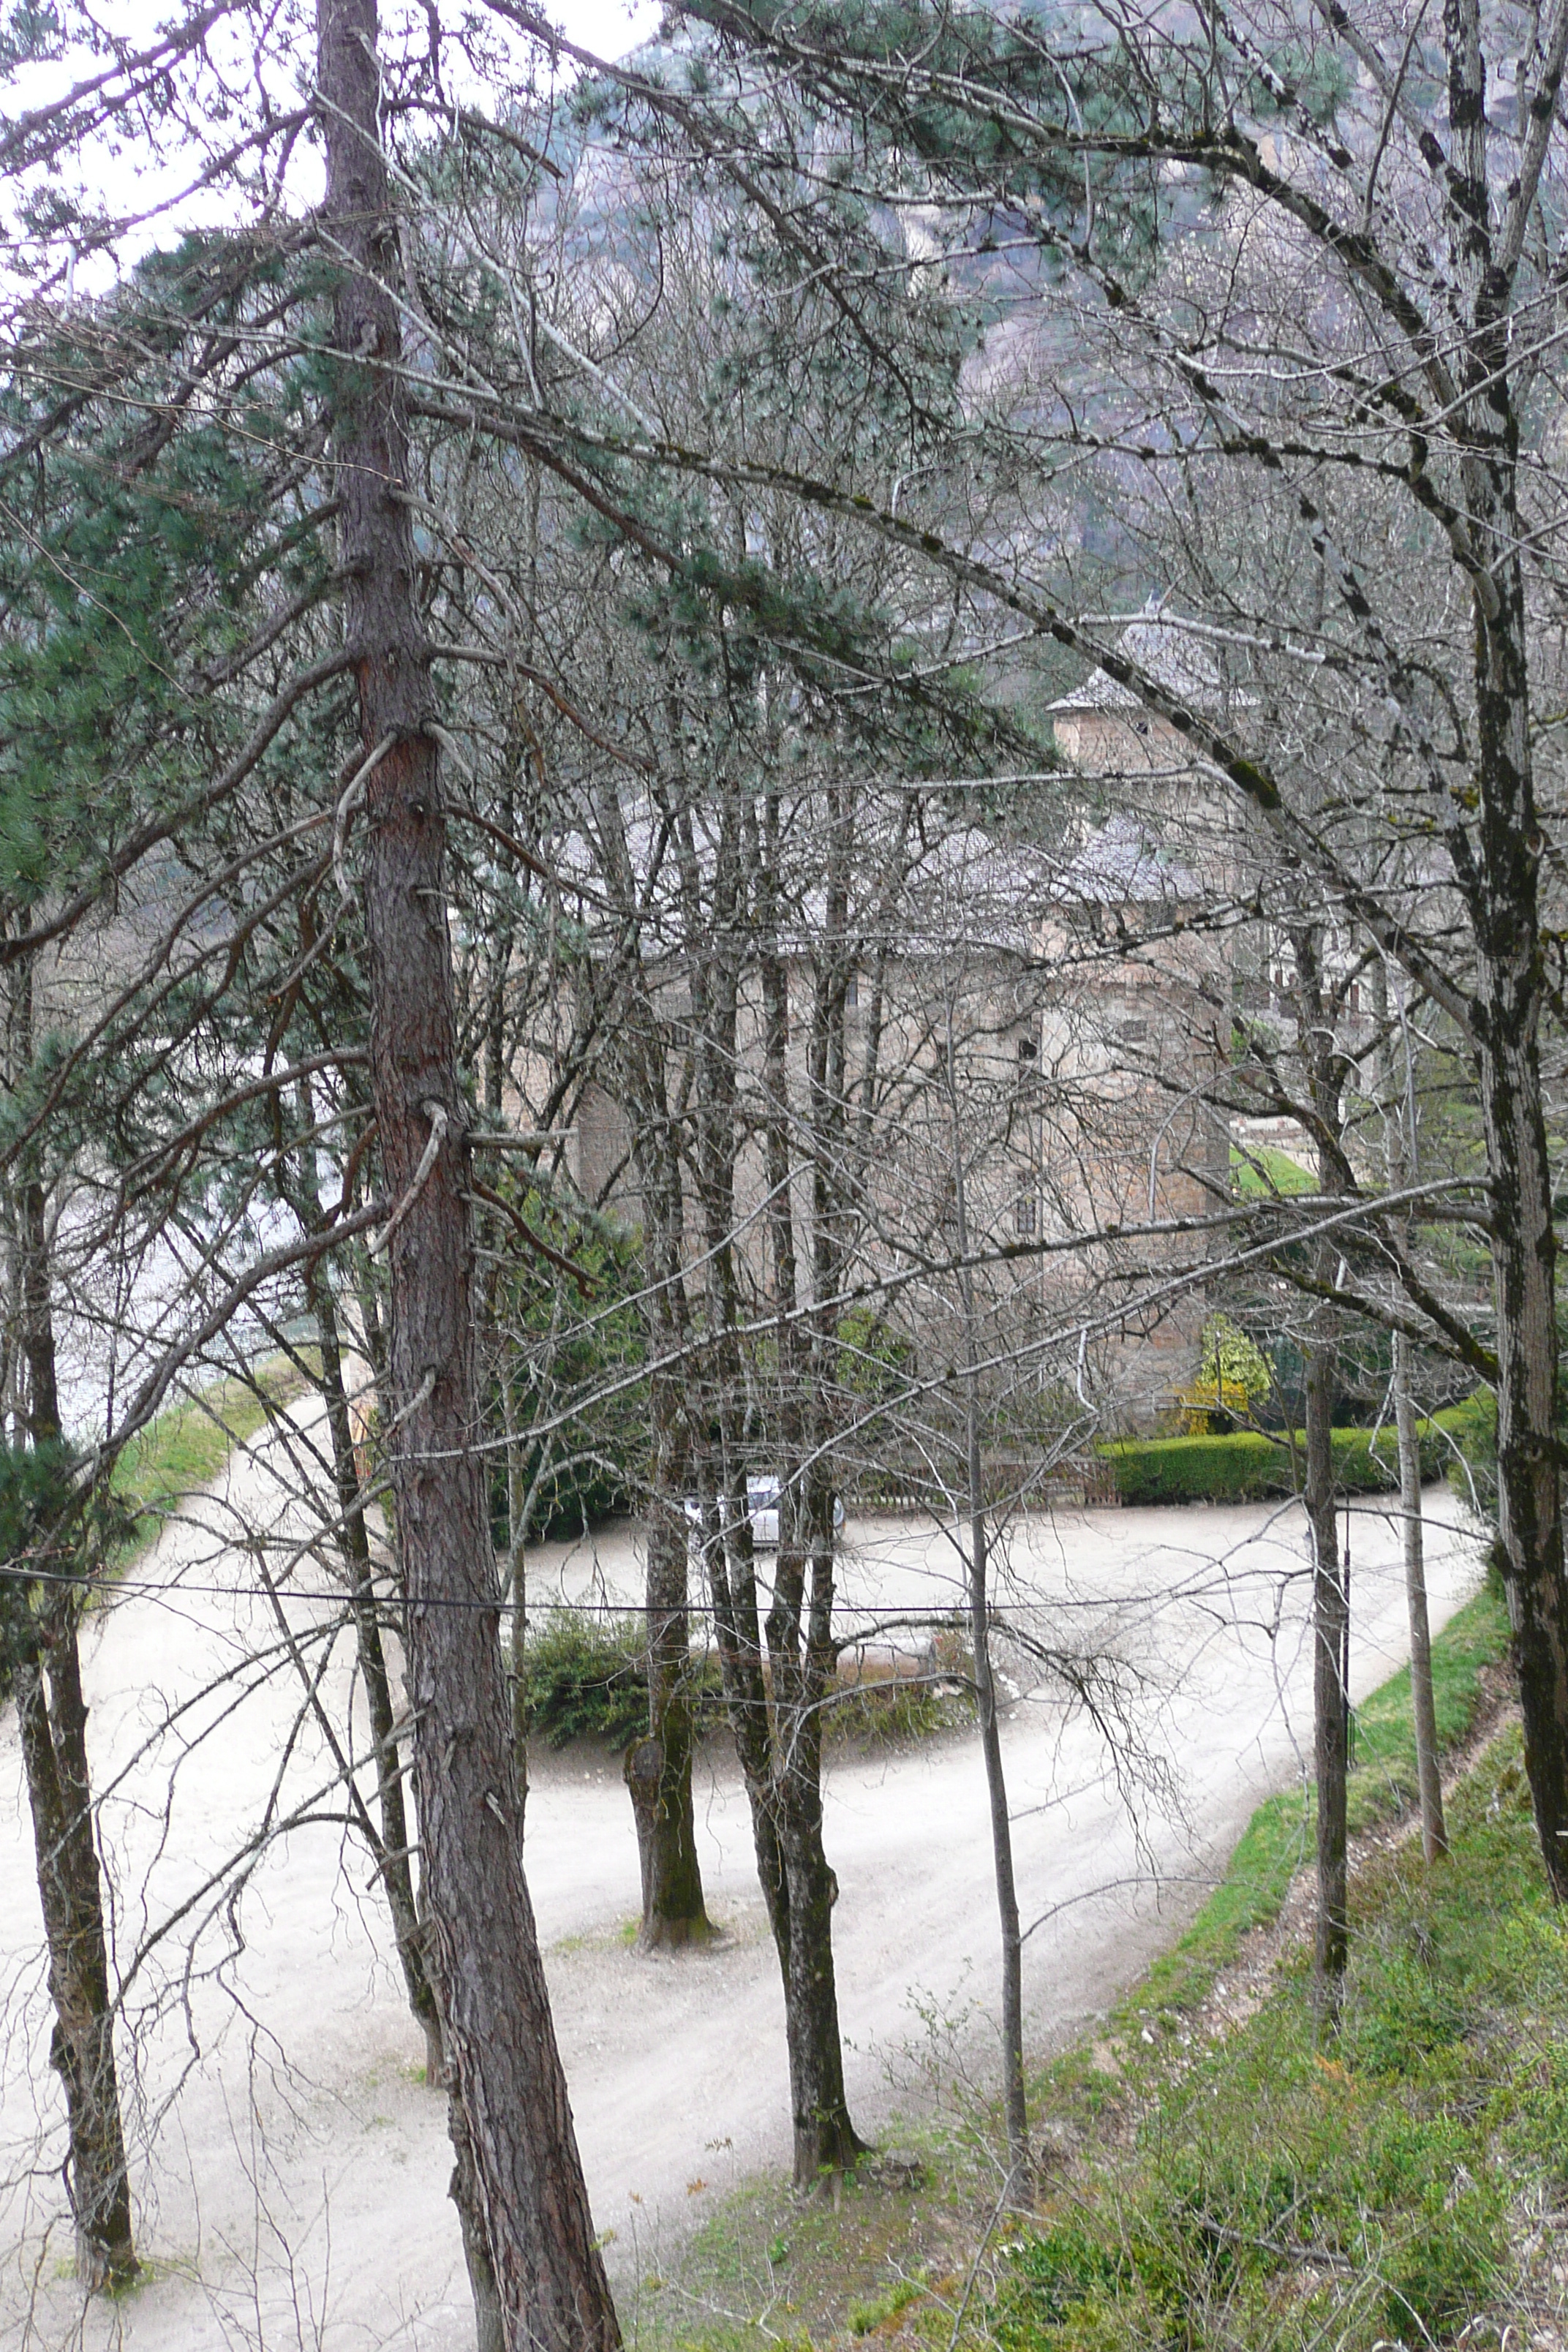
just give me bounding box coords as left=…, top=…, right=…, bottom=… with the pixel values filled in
left=967, top=1443, right=1028, bottom=2191
left=1445, top=8, right=1568, bottom=1898
left=778, top=1824, right=860, bottom=2185
left=1376, top=969, right=1447, bottom=1869
left=595, top=783, right=707, bottom=1943
left=676, top=783, right=862, bottom=2187
left=317, top=4, right=618, bottom=2342
left=1305, top=1338, right=1348, bottom=2021
left=1394, top=1333, right=1447, bottom=1861
left=449, top=2076, right=505, bottom=2352
left=312, top=1260, right=447, bottom=2079
left=761, top=1480, right=867, bottom=2190
left=17, top=1627, right=137, bottom=2290
left=8, top=955, right=136, bottom=2288
left=634, top=1404, right=710, bottom=1948
left=1473, top=807, right=1568, bottom=1895
left=943, top=993, right=1029, bottom=2192
left=314, top=1253, right=491, bottom=2313
left=758, top=807, right=864, bottom=2188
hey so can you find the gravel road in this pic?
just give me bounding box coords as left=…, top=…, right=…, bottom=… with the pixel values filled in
left=0, top=1409, right=1485, bottom=2348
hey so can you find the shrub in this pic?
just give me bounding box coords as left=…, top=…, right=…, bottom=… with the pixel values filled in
left=514, top=1610, right=654, bottom=1749
left=989, top=2223, right=1129, bottom=2343
left=825, top=1645, right=971, bottom=1747
left=1173, top=1314, right=1273, bottom=1433
left=836, top=1307, right=915, bottom=1407
left=1099, top=1397, right=1490, bottom=1508
left=1376, top=2188, right=1504, bottom=2342
left=515, top=1614, right=965, bottom=1752
left=1346, top=1947, right=1471, bottom=2078
left=1098, top=1429, right=1294, bottom=1506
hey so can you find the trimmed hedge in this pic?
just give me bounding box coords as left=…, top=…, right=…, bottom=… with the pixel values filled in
left=1099, top=1396, right=1488, bottom=1508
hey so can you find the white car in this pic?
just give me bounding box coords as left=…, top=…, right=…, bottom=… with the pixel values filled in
left=683, top=1477, right=844, bottom=1552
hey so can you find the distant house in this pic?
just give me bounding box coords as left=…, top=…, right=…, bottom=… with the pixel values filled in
left=1049, top=601, right=1237, bottom=780
left=524, top=760, right=1229, bottom=1437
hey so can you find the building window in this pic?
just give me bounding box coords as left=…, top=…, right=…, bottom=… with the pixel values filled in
left=845, top=973, right=859, bottom=1010
left=1014, top=1188, right=1038, bottom=1237
left=1118, top=1017, right=1149, bottom=1044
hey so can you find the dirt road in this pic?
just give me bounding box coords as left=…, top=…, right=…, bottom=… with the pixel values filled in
left=0, top=1414, right=1484, bottom=2348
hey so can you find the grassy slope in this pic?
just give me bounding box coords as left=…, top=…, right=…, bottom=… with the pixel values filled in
left=106, top=1354, right=314, bottom=1567
left=1139, top=1582, right=1509, bottom=2016
left=638, top=1583, right=1513, bottom=2352
left=990, top=1722, right=1556, bottom=2352
left=1229, top=1143, right=1316, bottom=1198
left=987, top=1722, right=1561, bottom=2352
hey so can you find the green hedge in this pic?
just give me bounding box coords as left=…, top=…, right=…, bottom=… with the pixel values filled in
left=1431, top=1385, right=1497, bottom=1510
left=1099, top=1397, right=1488, bottom=1508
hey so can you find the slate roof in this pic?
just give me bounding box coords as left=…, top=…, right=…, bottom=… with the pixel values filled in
left=1045, top=813, right=1202, bottom=908
left=1049, top=604, right=1227, bottom=717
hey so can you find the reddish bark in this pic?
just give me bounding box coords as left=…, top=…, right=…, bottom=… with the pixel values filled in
left=317, top=1, right=619, bottom=2339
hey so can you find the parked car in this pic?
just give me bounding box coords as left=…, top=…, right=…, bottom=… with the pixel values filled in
left=683, top=1477, right=844, bottom=1553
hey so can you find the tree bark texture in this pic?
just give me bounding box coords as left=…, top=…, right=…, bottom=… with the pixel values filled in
left=16, top=1629, right=137, bottom=2288
left=1445, top=0, right=1568, bottom=1899
left=317, top=4, right=618, bottom=2341
left=636, top=1402, right=710, bottom=1947
left=1394, top=1333, right=1447, bottom=1861
left=1306, top=1340, right=1348, bottom=2019
left=8, top=952, right=136, bottom=2288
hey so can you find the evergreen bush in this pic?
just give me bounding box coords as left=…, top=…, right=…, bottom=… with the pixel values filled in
left=1098, top=1398, right=1488, bottom=1507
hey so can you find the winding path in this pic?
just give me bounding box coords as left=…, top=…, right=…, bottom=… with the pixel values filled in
left=0, top=1408, right=1484, bottom=2348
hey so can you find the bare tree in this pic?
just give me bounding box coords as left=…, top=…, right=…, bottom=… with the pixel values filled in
left=630, top=0, right=1568, bottom=1895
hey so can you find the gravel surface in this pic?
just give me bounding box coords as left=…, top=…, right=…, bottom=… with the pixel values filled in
left=0, top=1406, right=1485, bottom=2348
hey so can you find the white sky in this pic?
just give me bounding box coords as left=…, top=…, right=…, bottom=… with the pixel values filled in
left=556, top=0, right=663, bottom=50
left=1, top=0, right=668, bottom=293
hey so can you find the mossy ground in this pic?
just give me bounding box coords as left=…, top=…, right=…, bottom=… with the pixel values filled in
left=625, top=1583, right=1535, bottom=2352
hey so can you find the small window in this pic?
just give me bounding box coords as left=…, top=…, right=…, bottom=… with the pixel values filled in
left=1017, top=1036, right=1037, bottom=1063
left=845, top=973, right=859, bottom=1010
left=1014, top=1189, right=1038, bottom=1237
left=1118, top=1017, right=1149, bottom=1044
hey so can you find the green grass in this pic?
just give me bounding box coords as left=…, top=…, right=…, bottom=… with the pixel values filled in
left=989, top=1729, right=1561, bottom=2352
left=1343, top=1579, right=1509, bottom=1834
left=1229, top=1142, right=1316, bottom=1198
left=1135, top=1580, right=1509, bottom=2019
left=106, top=1354, right=314, bottom=1567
